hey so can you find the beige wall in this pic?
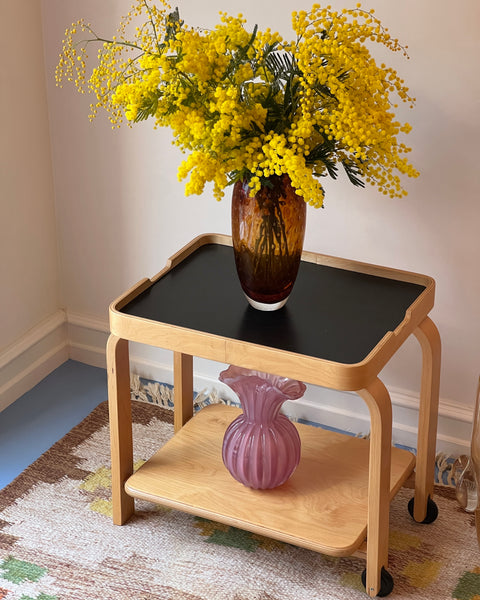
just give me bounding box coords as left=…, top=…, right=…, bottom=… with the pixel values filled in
left=0, top=1, right=60, bottom=351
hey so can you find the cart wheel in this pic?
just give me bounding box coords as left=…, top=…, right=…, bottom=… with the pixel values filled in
left=407, top=496, right=438, bottom=524
left=361, top=567, right=394, bottom=597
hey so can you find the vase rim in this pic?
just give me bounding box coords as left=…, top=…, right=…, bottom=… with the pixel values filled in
left=219, top=365, right=307, bottom=400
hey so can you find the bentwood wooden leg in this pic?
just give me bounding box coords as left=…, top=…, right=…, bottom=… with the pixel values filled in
left=358, top=378, right=393, bottom=597
left=412, top=317, right=441, bottom=522
left=107, top=334, right=135, bottom=525
left=173, top=351, right=194, bottom=433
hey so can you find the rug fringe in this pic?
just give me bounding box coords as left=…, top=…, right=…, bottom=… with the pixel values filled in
left=130, top=373, right=236, bottom=412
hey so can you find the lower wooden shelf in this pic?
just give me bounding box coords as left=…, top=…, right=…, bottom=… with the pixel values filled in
left=125, top=404, right=415, bottom=557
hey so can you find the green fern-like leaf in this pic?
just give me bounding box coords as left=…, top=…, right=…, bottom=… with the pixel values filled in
left=224, top=24, right=259, bottom=82
left=306, top=137, right=338, bottom=179
left=342, top=159, right=365, bottom=187
left=134, top=96, right=159, bottom=122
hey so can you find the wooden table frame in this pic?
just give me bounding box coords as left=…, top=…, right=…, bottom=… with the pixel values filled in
left=107, top=233, right=440, bottom=597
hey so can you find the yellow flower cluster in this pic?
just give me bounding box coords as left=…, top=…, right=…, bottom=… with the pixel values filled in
left=56, top=1, right=419, bottom=207
left=290, top=4, right=419, bottom=199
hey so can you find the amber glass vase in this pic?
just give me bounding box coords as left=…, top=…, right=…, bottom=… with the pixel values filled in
left=231, top=174, right=307, bottom=311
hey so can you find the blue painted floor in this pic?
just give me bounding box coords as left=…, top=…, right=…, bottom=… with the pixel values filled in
left=0, top=360, right=107, bottom=489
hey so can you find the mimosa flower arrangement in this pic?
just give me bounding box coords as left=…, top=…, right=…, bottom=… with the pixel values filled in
left=56, top=1, right=419, bottom=208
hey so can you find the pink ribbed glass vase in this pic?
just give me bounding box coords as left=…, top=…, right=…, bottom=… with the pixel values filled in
left=219, top=365, right=306, bottom=489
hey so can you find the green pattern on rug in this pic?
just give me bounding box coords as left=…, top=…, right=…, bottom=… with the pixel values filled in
left=194, top=517, right=287, bottom=553
left=0, top=557, right=57, bottom=600
left=18, top=594, right=57, bottom=600
left=0, top=557, right=46, bottom=584
left=453, top=568, right=480, bottom=600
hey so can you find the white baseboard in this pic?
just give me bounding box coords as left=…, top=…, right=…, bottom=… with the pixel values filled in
left=2, top=310, right=474, bottom=457
left=0, top=310, right=69, bottom=411
left=66, top=310, right=110, bottom=369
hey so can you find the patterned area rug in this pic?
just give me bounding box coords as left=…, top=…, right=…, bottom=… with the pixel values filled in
left=0, top=400, right=479, bottom=600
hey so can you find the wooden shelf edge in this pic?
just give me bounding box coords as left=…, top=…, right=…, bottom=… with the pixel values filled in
left=124, top=404, right=415, bottom=558
left=124, top=483, right=368, bottom=557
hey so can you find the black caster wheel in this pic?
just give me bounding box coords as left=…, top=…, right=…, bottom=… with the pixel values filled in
left=407, top=496, right=438, bottom=524
left=361, top=567, right=394, bottom=597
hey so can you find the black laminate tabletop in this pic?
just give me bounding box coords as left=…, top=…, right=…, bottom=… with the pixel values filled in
left=120, top=243, right=426, bottom=365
